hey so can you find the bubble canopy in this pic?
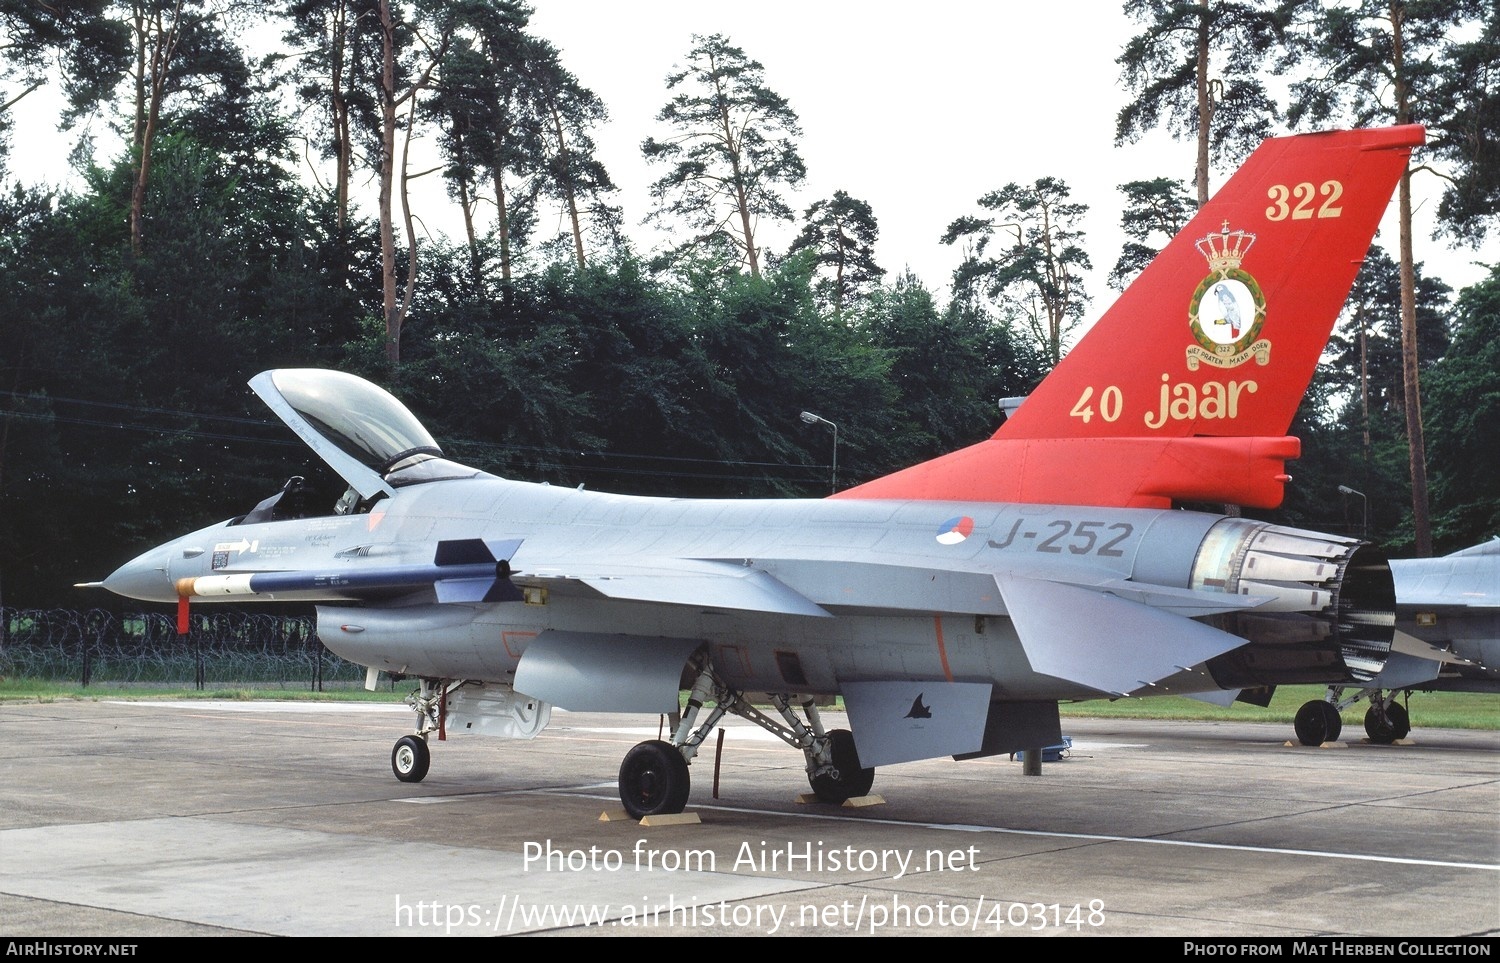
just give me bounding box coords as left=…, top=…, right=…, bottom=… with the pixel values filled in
left=250, top=369, right=486, bottom=499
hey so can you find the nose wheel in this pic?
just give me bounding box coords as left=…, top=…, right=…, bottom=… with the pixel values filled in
left=392, top=735, right=431, bottom=782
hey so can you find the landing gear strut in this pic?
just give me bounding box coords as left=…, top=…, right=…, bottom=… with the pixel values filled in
left=1363, top=696, right=1411, bottom=744
left=1296, top=685, right=1414, bottom=746
left=615, top=662, right=877, bottom=817
left=388, top=677, right=459, bottom=783
left=808, top=727, right=874, bottom=803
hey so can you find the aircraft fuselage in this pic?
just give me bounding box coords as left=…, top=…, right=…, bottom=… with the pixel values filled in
left=108, top=475, right=1391, bottom=705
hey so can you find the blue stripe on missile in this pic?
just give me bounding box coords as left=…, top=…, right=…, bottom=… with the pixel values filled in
left=241, top=538, right=524, bottom=602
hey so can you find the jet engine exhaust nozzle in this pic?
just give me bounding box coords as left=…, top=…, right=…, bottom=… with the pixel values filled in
left=1193, top=520, right=1396, bottom=688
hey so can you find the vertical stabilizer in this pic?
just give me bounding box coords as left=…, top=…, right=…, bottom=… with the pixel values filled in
left=839, top=125, right=1424, bottom=509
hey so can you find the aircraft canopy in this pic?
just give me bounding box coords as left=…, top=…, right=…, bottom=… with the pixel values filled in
left=250, top=368, right=487, bottom=501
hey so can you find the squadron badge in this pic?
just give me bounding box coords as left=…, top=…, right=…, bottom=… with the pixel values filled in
left=1186, top=222, right=1270, bottom=370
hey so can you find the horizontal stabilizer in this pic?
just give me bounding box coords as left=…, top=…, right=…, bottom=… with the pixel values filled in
left=996, top=574, right=1255, bottom=696
left=1047, top=574, right=1270, bottom=619
left=1187, top=688, right=1241, bottom=707
left=1370, top=650, right=1446, bottom=690
left=1390, top=629, right=1475, bottom=666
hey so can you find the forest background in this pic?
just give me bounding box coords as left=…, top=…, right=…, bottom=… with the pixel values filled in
left=0, top=0, right=1496, bottom=610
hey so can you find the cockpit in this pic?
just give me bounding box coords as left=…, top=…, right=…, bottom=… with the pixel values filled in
left=231, top=369, right=492, bottom=525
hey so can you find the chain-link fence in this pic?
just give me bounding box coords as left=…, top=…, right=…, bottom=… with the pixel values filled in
left=0, top=608, right=366, bottom=690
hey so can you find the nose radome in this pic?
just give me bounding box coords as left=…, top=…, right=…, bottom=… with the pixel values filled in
left=102, top=548, right=176, bottom=603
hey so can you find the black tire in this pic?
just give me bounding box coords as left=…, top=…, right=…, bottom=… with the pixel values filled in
left=1293, top=700, right=1342, bottom=746
left=1386, top=701, right=1411, bottom=741
left=619, top=740, right=690, bottom=819
left=1364, top=701, right=1411, bottom=744
left=392, top=735, right=430, bottom=783
left=808, top=728, right=875, bottom=803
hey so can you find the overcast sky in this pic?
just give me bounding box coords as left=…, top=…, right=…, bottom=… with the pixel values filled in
left=524, top=0, right=1192, bottom=308
left=6, top=1, right=1488, bottom=320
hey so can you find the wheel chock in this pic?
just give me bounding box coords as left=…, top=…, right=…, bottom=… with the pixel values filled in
left=640, top=811, right=701, bottom=827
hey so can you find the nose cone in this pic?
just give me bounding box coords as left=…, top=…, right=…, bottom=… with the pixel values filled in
left=103, top=548, right=176, bottom=602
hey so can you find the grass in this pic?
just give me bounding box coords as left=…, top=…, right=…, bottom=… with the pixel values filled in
left=0, top=678, right=408, bottom=704
left=1059, top=685, right=1500, bottom=730
left=2, top=678, right=1495, bottom=730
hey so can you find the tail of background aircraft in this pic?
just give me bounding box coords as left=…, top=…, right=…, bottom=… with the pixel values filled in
left=839, top=124, right=1425, bottom=509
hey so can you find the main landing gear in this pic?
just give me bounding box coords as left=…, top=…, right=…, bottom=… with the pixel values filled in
left=616, top=663, right=875, bottom=819
left=1363, top=697, right=1411, bottom=744
left=1293, top=686, right=1412, bottom=746
left=618, top=740, right=690, bottom=818
left=381, top=669, right=876, bottom=819
left=1292, top=698, right=1343, bottom=746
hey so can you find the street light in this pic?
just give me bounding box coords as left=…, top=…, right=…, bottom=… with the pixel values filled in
left=799, top=410, right=838, bottom=494
left=1337, top=485, right=1368, bottom=538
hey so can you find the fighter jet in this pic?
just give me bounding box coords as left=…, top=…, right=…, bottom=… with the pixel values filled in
left=88, top=125, right=1422, bottom=818
left=1287, top=538, right=1500, bottom=746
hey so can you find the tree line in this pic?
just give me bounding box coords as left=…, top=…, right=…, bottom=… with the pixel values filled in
left=0, top=0, right=1495, bottom=608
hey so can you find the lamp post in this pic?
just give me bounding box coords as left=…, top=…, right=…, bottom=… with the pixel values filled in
left=1337, top=485, right=1368, bottom=538
left=799, top=410, right=838, bottom=494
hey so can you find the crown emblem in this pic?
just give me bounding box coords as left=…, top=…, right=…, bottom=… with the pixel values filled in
left=1185, top=218, right=1269, bottom=371
left=1195, top=221, right=1257, bottom=273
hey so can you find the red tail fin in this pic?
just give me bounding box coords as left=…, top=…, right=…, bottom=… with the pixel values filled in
left=839, top=124, right=1424, bottom=509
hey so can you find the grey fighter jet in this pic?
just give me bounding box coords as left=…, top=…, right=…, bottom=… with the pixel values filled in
left=88, top=125, right=1423, bottom=817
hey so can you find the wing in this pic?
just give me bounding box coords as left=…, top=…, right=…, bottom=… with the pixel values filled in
left=518, top=557, right=831, bottom=618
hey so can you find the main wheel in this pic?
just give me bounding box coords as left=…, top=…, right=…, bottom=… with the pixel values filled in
left=392, top=735, right=430, bottom=783
left=619, top=740, right=690, bottom=819
left=1385, top=702, right=1410, bottom=741
left=808, top=728, right=875, bottom=803
left=1364, top=701, right=1411, bottom=744
left=1293, top=700, right=1342, bottom=746
left=1321, top=701, right=1344, bottom=742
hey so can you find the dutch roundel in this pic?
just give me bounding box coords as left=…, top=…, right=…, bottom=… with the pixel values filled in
left=935, top=516, right=974, bottom=545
